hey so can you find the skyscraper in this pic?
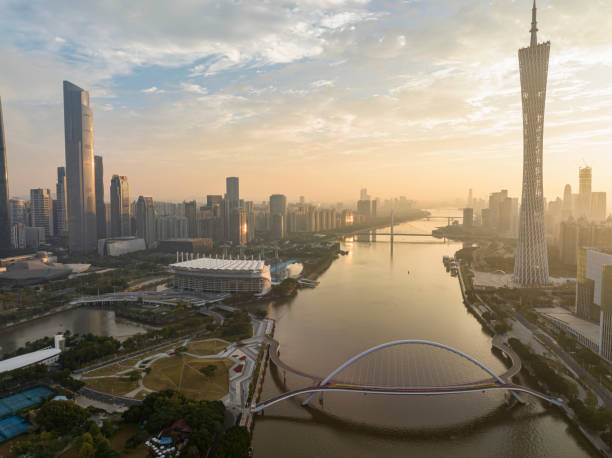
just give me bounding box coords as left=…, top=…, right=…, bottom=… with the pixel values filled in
left=270, top=194, right=287, bottom=239
left=136, top=196, right=156, bottom=247
left=226, top=177, right=239, bottom=206
left=184, top=200, right=197, bottom=238
left=94, top=156, right=106, bottom=238
left=63, top=81, right=97, bottom=252
left=55, top=167, right=67, bottom=235
left=30, top=188, right=53, bottom=240
left=513, top=1, right=550, bottom=286
left=110, top=175, right=130, bottom=236
left=0, top=98, right=11, bottom=251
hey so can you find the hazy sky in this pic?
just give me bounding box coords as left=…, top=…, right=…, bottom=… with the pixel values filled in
left=1, top=0, right=611, bottom=203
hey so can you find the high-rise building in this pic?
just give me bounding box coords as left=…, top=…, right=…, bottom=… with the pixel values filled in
left=0, top=98, right=11, bottom=251
left=63, top=81, right=97, bottom=253
left=513, top=2, right=550, bottom=286
left=54, top=167, right=67, bottom=235
left=577, top=166, right=592, bottom=219
left=30, top=188, right=53, bottom=240
left=110, top=175, right=130, bottom=236
left=591, top=192, right=607, bottom=222
left=230, top=208, right=247, bottom=245
left=360, top=188, right=369, bottom=201
left=136, top=196, right=156, bottom=248
left=226, top=177, right=239, bottom=207
left=184, top=201, right=197, bottom=238
left=463, top=208, right=474, bottom=228
left=269, top=194, right=287, bottom=239
left=94, top=155, right=106, bottom=239
left=207, top=195, right=223, bottom=208
left=9, top=199, right=25, bottom=225
left=357, top=200, right=371, bottom=217
left=563, top=184, right=573, bottom=219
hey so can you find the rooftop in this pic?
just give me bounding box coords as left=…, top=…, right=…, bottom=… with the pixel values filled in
left=537, top=306, right=600, bottom=346
left=0, top=348, right=61, bottom=374
left=171, top=257, right=266, bottom=272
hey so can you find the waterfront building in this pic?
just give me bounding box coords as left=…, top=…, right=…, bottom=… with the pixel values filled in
left=63, top=81, right=97, bottom=253
left=463, top=208, right=474, bottom=228
left=110, top=175, right=130, bottom=236
left=136, top=196, right=156, bottom=248
left=0, top=98, right=10, bottom=251
left=170, top=256, right=271, bottom=294
left=513, top=2, right=550, bottom=286
left=30, top=188, right=53, bottom=240
left=576, top=248, right=612, bottom=361
left=357, top=200, right=371, bottom=218
left=94, top=155, right=106, bottom=238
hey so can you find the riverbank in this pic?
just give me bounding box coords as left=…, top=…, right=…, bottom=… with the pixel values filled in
left=455, top=253, right=609, bottom=457
left=0, top=301, right=83, bottom=331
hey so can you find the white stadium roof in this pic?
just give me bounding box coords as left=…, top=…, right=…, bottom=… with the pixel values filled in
left=171, top=257, right=266, bottom=271
left=0, top=348, right=61, bottom=373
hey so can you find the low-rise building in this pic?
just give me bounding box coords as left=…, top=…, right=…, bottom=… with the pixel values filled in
left=170, top=256, right=271, bottom=294
left=97, top=237, right=146, bottom=256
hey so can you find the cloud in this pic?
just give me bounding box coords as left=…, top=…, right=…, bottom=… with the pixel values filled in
left=180, top=82, right=208, bottom=95
left=141, top=86, right=163, bottom=94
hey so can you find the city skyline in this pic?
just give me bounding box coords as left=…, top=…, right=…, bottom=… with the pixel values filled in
left=1, top=0, right=611, bottom=202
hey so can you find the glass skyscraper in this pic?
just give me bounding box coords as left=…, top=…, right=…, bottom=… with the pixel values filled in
left=63, top=81, right=97, bottom=253
left=0, top=97, right=10, bottom=251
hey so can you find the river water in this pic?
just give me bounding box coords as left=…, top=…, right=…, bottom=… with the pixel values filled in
left=251, top=216, right=596, bottom=457
left=0, top=308, right=149, bottom=356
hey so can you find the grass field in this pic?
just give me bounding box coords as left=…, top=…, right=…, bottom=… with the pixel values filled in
left=143, top=355, right=232, bottom=401
left=82, top=344, right=177, bottom=377
left=186, top=338, right=228, bottom=356
left=83, top=377, right=139, bottom=396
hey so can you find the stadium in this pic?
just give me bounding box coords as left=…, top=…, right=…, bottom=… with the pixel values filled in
left=169, top=256, right=271, bottom=294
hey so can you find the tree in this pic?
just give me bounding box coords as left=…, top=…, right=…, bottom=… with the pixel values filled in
left=216, top=426, right=251, bottom=458
left=36, top=400, right=90, bottom=435
left=200, top=365, right=217, bottom=378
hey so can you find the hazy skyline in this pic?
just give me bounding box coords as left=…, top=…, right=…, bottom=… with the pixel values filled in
left=1, top=0, right=611, bottom=203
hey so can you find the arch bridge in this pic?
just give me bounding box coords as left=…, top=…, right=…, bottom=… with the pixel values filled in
left=252, top=338, right=562, bottom=413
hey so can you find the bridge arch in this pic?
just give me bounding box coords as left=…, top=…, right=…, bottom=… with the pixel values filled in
left=302, top=340, right=510, bottom=406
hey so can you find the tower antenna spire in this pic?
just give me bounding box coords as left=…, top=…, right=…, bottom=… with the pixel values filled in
left=530, top=0, right=538, bottom=47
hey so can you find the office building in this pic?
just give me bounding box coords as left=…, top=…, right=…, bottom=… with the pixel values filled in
left=156, top=215, right=188, bottom=241
left=463, top=208, right=474, bottom=228
left=30, top=188, right=53, bottom=240
left=226, top=177, right=239, bottom=207
left=230, top=208, right=247, bottom=245
left=591, top=192, right=607, bottom=222
left=184, top=201, right=197, bottom=238
left=9, top=199, right=25, bottom=225
left=170, top=257, right=271, bottom=294
left=54, top=167, right=67, bottom=235
left=110, top=175, right=130, bottom=237
left=98, top=237, right=146, bottom=256
left=94, top=155, right=106, bottom=239
left=577, top=166, right=592, bottom=219
left=513, top=3, right=550, bottom=286
left=0, top=98, right=10, bottom=251
left=269, top=194, right=287, bottom=239
left=207, top=195, right=223, bottom=208
left=63, top=81, right=97, bottom=253
left=136, top=196, right=156, bottom=248
left=357, top=200, right=371, bottom=218
left=576, top=249, right=612, bottom=361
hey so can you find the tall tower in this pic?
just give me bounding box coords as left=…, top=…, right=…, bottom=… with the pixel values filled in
left=55, top=167, right=67, bottom=235
left=63, top=81, right=97, bottom=253
left=513, top=1, right=550, bottom=286
left=110, top=175, right=130, bottom=237
left=94, top=156, right=106, bottom=238
left=0, top=98, right=11, bottom=251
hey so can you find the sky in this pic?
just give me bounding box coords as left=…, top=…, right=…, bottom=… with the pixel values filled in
left=1, top=0, right=612, bottom=204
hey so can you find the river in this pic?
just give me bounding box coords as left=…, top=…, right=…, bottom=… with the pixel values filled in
left=251, top=215, right=596, bottom=457
left=0, top=308, right=149, bottom=356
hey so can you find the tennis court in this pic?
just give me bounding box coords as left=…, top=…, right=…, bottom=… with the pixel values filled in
left=0, top=386, right=54, bottom=419
left=0, top=416, right=31, bottom=442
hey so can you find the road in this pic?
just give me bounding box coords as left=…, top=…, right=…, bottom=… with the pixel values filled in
left=516, top=315, right=612, bottom=410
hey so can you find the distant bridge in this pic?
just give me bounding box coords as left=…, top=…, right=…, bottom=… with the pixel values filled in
left=252, top=337, right=562, bottom=413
